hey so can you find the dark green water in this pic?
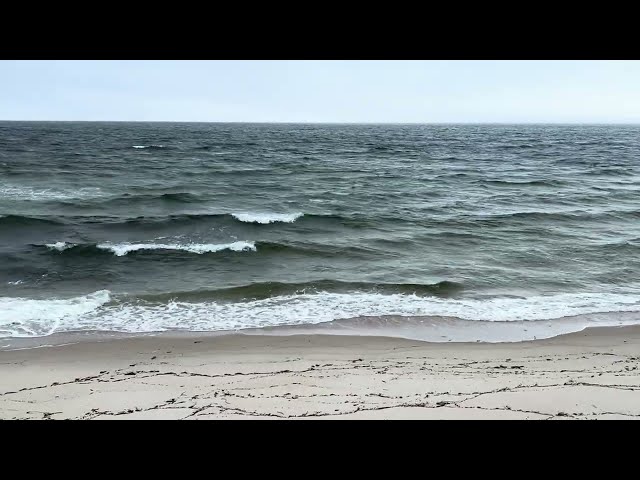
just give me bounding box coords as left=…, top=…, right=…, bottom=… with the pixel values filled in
left=2, top=122, right=640, bottom=341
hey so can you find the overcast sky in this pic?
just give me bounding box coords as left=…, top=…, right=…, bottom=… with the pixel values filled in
left=1, top=60, right=639, bottom=123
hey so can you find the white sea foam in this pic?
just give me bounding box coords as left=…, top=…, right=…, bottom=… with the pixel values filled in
left=46, top=242, right=76, bottom=252
left=3, top=290, right=640, bottom=339
left=0, top=186, right=103, bottom=201
left=7, top=280, right=24, bottom=285
left=231, top=212, right=303, bottom=224
left=0, top=291, right=111, bottom=337
left=96, top=241, right=256, bottom=256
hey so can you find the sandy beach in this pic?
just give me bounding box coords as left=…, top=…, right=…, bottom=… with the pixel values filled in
left=0, top=325, right=638, bottom=420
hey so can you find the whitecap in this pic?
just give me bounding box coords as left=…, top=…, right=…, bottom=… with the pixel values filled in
left=231, top=212, right=303, bottom=224
left=0, top=186, right=103, bottom=201
left=96, top=241, right=256, bottom=256
left=45, top=242, right=76, bottom=252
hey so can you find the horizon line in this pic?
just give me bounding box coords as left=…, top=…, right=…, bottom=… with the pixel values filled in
left=1, top=119, right=640, bottom=125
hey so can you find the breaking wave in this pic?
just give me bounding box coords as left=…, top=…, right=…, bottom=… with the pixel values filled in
left=231, top=212, right=304, bottom=224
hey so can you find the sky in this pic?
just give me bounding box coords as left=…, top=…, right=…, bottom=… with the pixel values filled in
left=1, top=60, right=640, bottom=123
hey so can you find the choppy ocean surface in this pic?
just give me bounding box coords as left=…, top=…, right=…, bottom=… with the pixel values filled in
left=2, top=122, right=640, bottom=342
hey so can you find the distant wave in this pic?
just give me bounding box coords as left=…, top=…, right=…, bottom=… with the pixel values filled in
left=54, top=191, right=203, bottom=208
left=33, top=212, right=370, bottom=229
left=37, top=243, right=114, bottom=257
left=37, top=239, right=380, bottom=259
left=590, top=239, right=640, bottom=253
left=496, top=208, right=640, bottom=222
left=124, top=191, right=201, bottom=203
left=484, top=179, right=565, bottom=187
left=0, top=215, right=62, bottom=227
left=0, top=186, right=103, bottom=201
left=158, top=192, right=199, bottom=202
left=39, top=241, right=256, bottom=257
left=5, top=211, right=311, bottom=230
left=12, top=206, right=640, bottom=233
left=226, top=212, right=369, bottom=228
left=132, top=145, right=166, bottom=149
left=585, top=167, right=634, bottom=176
left=138, top=280, right=464, bottom=302
left=96, top=241, right=256, bottom=256
left=231, top=212, right=303, bottom=224
left=45, top=241, right=76, bottom=252
left=451, top=208, right=640, bottom=225
left=497, top=144, right=536, bottom=149
left=40, top=241, right=259, bottom=258
left=2, top=190, right=206, bottom=212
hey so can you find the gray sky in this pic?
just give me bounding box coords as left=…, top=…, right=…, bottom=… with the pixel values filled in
left=1, top=60, right=640, bottom=123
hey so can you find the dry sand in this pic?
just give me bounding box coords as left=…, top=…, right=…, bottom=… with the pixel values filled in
left=1, top=326, right=639, bottom=420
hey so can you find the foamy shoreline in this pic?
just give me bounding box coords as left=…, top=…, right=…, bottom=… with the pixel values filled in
left=1, top=325, right=639, bottom=419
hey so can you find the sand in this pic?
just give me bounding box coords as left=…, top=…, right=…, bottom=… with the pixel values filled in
left=1, top=326, right=639, bottom=420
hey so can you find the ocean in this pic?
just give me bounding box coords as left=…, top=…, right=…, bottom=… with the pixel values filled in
left=2, top=121, right=640, bottom=343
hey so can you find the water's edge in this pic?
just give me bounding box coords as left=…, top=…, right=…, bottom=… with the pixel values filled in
left=2, top=313, right=639, bottom=351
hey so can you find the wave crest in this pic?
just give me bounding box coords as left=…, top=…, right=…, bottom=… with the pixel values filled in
left=132, top=145, right=166, bottom=149
left=45, top=241, right=76, bottom=251
left=96, top=241, right=256, bottom=256
left=0, top=215, right=62, bottom=227
left=36, top=239, right=389, bottom=259
left=231, top=212, right=303, bottom=224
left=484, top=179, right=564, bottom=187
left=0, top=186, right=103, bottom=201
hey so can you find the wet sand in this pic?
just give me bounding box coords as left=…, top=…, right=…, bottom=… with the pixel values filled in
left=1, top=326, right=639, bottom=419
